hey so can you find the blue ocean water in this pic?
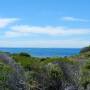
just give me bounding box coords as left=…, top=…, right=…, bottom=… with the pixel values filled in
left=0, top=48, right=81, bottom=57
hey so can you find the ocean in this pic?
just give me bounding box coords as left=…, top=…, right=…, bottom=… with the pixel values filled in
left=0, top=48, right=81, bottom=57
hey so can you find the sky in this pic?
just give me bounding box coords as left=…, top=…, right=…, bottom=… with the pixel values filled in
left=0, top=0, right=90, bottom=48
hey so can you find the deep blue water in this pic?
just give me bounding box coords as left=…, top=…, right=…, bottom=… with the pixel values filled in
left=0, top=48, right=81, bottom=57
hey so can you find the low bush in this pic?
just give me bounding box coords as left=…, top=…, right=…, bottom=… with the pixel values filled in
left=18, top=52, right=31, bottom=57
left=79, top=60, right=90, bottom=89
left=80, top=46, right=90, bottom=53
left=0, top=62, right=12, bottom=90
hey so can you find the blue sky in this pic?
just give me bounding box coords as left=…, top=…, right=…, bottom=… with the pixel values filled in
left=0, top=0, right=90, bottom=48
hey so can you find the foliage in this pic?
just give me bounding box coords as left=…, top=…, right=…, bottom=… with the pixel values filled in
left=0, top=48, right=90, bottom=90
left=18, top=52, right=31, bottom=57
left=12, top=54, right=41, bottom=71
left=0, top=62, right=12, bottom=90
left=26, top=63, right=64, bottom=90
left=80, top=51, right=90, bottom=58
left=80, top=46, right=90, bottom=53
left=41, top=57, right=78, bottom=65
left=79, top=60, right=90, bottom=89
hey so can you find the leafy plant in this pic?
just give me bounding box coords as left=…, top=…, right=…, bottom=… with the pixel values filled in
left=0, top=62, right=12, bottom=90
left=80, top=46, right=90, bottom=53
left=79, top=60, right=90, bottom=89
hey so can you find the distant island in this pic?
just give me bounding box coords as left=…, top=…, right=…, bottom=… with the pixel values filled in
left=0, top=46, right=90, bottom=90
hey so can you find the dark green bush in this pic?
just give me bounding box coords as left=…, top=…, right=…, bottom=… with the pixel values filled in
left=80, top=46, right=90, bottom=53
left=19, top=52, right=31, bottom=57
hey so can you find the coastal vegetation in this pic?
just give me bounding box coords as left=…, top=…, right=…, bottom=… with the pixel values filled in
left=0, top=60, right=13, bottom=90
left=0, top=46, right=90, bottom=90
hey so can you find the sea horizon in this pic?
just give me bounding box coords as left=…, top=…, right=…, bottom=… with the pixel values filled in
left=0, top=47, right=81, bottom=57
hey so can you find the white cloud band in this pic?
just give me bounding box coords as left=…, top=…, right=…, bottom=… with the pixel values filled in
left=0, top=18, right=19, bottom=28
left=61, top=16, right=89, bottom=22
left=5, top=25, right=90, bottom=37
left=0, top=40, right=89, bottom=48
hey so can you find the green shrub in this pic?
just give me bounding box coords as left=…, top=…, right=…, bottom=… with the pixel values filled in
left=0, top=62, right=12, bottom=90
left=80, top=46, right=90, bottom=53
left=18, top=52, right=31, bottom=57
left=46, top=63, right=64, bottom=79
left=79, top=60, right=90, bottom=89
left=12, top=54, right=41, bottom=71
left=41, top=57, right=77, bottom=65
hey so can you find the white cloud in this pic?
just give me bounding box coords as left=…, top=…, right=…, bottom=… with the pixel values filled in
left=0, top=18, right=19, bottom=28
left=61, top=16, right=89, bottom=22
left=5, top=25, right=90, bottom=37
left=0, top=40, right=89, bottom=48
left=2, top=24, right=90, bottom=48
